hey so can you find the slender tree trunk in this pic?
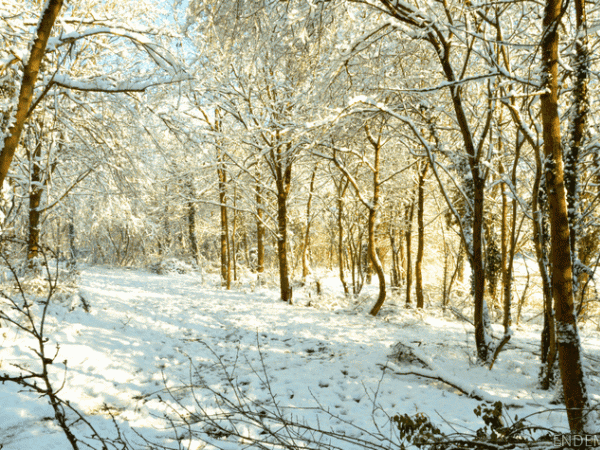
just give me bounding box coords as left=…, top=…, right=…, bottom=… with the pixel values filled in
left=337, top=180, right=350, bottom=296
left=367, top=127, right=386, bottom=316
left=540, top=0, right=590, bottom=431
left=273, top=143, right=293, bottom=304
left=186, top=182, right=199, bottom=265
left=232, top=192, right=238, bottom=282
left=217, top=153, right=231, bottom=289
left=471, top=173, right=489, bottom=362
left=301, top=166, right=317, bottom=282
left=566, top=0, right=590, bottom=306
left=389, top=225, right=402, bottom=288
left=500, top=162, right=509, bottom=328
left=405, top=200, right=415, bottom=307
left=27, top=140, right=44, bottom=261
left=438, top=41, right=491, bottom=363
left=0, top=0, right=64, bottom=191
left=256, top=182, right=265, bottom=279
left=533, top=147, right=557, bottom=390
left=415, top=161, right=428, bottom=309
left=276, top=186, right=292, bottom=303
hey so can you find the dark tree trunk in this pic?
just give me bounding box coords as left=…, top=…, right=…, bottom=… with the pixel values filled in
left=256, top=183, right=265, bottom=279
left=533, top=147, right=557, bottom=390
left=500, top=162, right=509, bottom=328
left=365, top=126, right=386, bottom=316
left=301, top=166, right=317, bottom=282
left=186, top=182, right=199, bottom=265
left=273, top=143, right=293, bottom=304
left=27, top=141, right=44, bottom=261
left=405, top=200, right=415, bottom=307
left=471, top=174, right=489, bottom=362
left=337, top=179, right=350, bottom=296
left=415, top=161, right=428, bottom=309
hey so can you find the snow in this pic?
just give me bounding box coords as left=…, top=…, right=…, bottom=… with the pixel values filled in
left=1, top=266, right=599, bottom=449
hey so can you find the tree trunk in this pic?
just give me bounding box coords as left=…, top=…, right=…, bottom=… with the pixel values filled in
left=366, top=126, right=386, bottom=316
left=500, top=162, right=509, bottom=328
left=415, top=161, right=428, bottom=309
left=218, top=154, right=231, bottom=289
left=540, top=0, right=590, bottom=431
left=256, top=182, right=265, bottom=280
left=337, top=180, right=350, bottom=296
left=25, top=124, right=47, bottom=263
left=186, top=182, right=199, bottom=265
left=405, top=200, right=415, bottom=307
left=273, top=143, right=293, bottom=304
left=471, top=174, right=489, bottom=363
left=565, top=0, right=589, bottom=271
left=27, top=144, right=44, bottom=261
left=0, top=0, right=64, bottom=191
left=533, top=147, right=557, bottom=390
left=276, top=186, right=292, bottom=303
left=301, top=166, right=317, bottom=282
left=232, top=192, right=238, bottom=282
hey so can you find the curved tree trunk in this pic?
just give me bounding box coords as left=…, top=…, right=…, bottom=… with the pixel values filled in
left=0, top=0, right=64, bottom=191
left=367, top=126, right=386, bottom=316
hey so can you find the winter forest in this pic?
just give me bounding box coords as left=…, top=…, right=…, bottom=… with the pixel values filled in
left=1, top=0, right=600, bottom=448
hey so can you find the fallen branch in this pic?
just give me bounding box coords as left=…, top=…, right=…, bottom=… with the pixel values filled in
left=380, top=362, right=525, bottom=407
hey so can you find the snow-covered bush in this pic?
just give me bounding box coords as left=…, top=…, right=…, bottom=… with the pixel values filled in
left=148, top=258, right=195, bottom=275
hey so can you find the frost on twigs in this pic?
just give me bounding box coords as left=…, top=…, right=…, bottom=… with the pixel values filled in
left=0, top=249, right=81, bottom=309
left=0, top=247, right=128, bottom=450
left=158, top=341, right=562, bottom=450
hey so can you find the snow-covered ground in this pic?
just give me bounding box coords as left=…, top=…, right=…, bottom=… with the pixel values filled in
left=1, top=265, right=599, bottom=449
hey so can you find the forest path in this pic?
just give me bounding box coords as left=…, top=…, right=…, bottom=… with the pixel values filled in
left=2, top=266, right=597, bottom=449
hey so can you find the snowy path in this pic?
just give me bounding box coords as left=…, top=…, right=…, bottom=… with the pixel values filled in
left=1, top=266, right=598, bottom=449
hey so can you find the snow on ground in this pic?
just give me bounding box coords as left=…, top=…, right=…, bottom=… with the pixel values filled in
left=1, top=265, right=599, bottom=449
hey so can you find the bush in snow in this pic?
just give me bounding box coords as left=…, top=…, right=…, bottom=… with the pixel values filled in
left=148, top=258, right=194, bottom=275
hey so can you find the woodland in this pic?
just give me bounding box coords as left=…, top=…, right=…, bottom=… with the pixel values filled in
left=1, top=0, right=600, bottom=447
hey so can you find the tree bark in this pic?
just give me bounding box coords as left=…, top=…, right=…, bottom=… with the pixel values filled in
left=217, top=151, right=231, bottom=289
left=500, top=162, right=509, bottom=328
left=27, top=139, right=44, bottom=261
left=540, top=0, right=590, bottom=431
left=366, top=126, right=386, bottom=316
left=0, top=0, right=64, bottom=191
left=533, top=145, right=557, bottom=390
left=566, top=0, right=591, bottom=308
left=301, top=165, right=317, bottom=282
left=186, top=182, right=199, bottom=265
left=337, top=179, right=350, bottom=296
left=256, top=181, right=265, bottom=279
left=273, top=143, right=293, bottom=303
left=415, top=161, right=428, bottom=309
left=405, top=200, right=415, bottom=307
